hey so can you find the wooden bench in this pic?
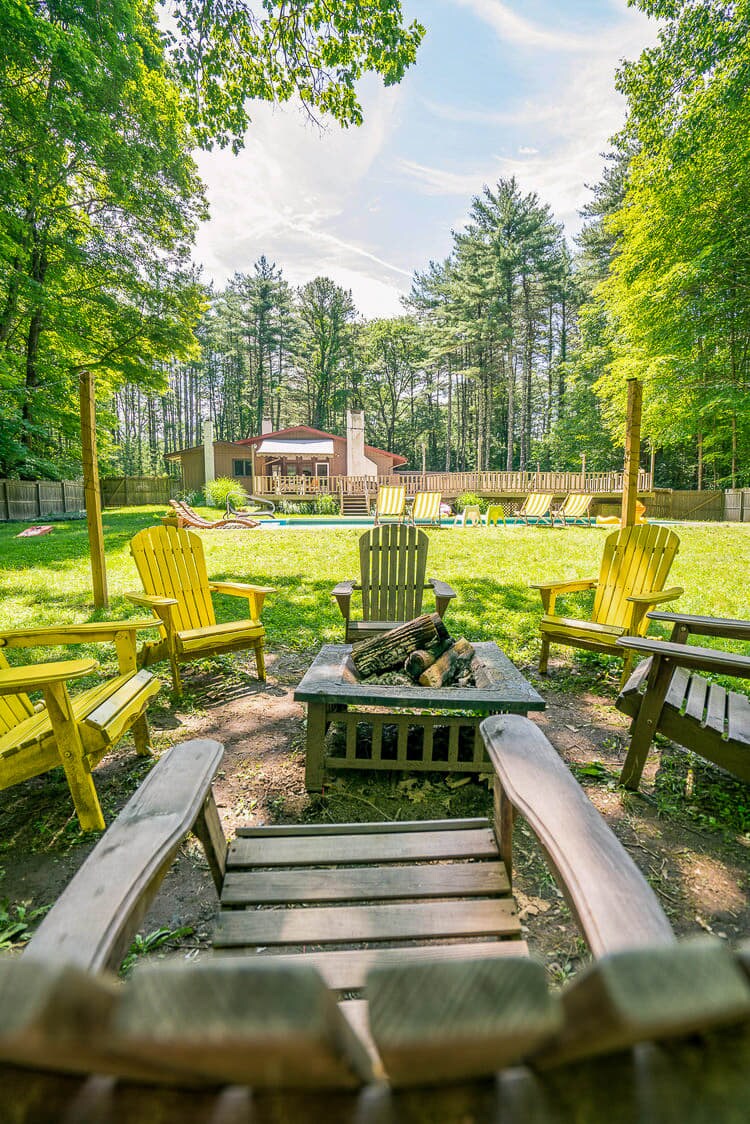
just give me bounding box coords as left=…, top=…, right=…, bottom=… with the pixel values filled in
left=4, top=722, right=750, bottom=1120
left=616, top=611, right=750, bottom=789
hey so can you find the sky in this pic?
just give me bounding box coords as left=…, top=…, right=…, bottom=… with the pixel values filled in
left=192, top=0, right=661, bottom=319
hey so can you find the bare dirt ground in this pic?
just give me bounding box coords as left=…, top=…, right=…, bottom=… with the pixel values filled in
left=2, top=648, right=748, bottom=980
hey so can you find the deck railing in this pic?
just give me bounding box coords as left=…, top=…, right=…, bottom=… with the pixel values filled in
left=252, top=469, right=652, bottom=498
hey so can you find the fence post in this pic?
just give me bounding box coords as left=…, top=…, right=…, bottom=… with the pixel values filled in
left=80, top=370, right=108, bottom=608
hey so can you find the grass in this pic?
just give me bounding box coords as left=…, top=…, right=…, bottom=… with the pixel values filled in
left=2, top=506, right=750, bottom=670
left=1, top=509, right=748, bottom=959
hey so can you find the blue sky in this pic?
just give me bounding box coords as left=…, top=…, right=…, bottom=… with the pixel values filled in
left=193, top=0, right=659, bottom=317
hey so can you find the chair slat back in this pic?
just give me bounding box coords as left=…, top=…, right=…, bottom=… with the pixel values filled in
left=376, top=487, right=406, bottom=519
left=412, top=492, right=441, bottom=521
left=562, top=494, right=593, bottom=519
left=593, top=525, right=680, bottom=630
left=0, top=650, right=34, bottom=736
left=521, top=493, right=553, bottom=519
left=360, top=525, right=428, bottom=622
left=130, top=526, right=216, bottom=632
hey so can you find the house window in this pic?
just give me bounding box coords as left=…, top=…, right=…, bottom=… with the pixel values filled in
left=232, top=459, right=253, bottom=476
left=315, top=462, right=329, bottom=477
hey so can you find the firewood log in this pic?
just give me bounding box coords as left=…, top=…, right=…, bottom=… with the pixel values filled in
left=351, top=614, right=449, bottom=678
left=418, top=638, right=476, bottom=688
left=404, top=649, right=437, bottom=679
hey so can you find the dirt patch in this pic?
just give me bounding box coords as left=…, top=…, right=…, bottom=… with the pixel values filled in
left=1, top=650, right=748, bottom=980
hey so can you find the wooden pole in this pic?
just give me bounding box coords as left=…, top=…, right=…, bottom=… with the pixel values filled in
left=79, top=370, right=108, bottom=608
left=621, top=378, right=642, bottom=528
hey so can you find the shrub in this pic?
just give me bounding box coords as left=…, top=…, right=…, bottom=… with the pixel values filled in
left=174, top=488, right=203, bottom=505
left=278, top=500, right=315, bottom=515
left=314, top=493, right=339, bottom=515
left=455, top=491, right=487, bottom=513
left=204, top=477, right=249, bottom=509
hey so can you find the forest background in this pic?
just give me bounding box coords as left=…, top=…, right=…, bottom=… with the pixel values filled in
left=1, top=0, right=748, bottom=491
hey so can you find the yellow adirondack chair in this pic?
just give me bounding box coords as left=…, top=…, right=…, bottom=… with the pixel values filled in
left=332, top=524, right=456, bottom=642
left=408, top=491, right=442, bottom=526
left=517, top=493, right=554, bottom=525
left=127, top=525, right=275, bottom=697
left=373, top=485, right=406, bottom=526
left=551, top=494, right=594, bottom=526
left=0, top=621, right=161, bottom=831
left=533, top=524, right=683, bottom=685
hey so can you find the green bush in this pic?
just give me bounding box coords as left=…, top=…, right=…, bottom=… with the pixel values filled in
left=314, top=493, right=339, bottom=515
left=455, top=491, right=487, bottom=513
left=278, top=500, right=315, bottom=515
left=204, top=477, right=248, bottom=509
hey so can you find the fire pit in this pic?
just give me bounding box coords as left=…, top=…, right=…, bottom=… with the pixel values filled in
left=295, top=635, right=545, bottom=791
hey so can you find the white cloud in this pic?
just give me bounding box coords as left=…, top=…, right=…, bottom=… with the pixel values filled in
left=193, top=83, right=410, bottom=312
left=451, top=0, right=593, bottom=52
left=191, top=3, right=661, bottom=315
left=399, top=5, right=659, bottom=234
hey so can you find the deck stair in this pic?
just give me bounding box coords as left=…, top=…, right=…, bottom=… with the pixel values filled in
left=341, top=493, right=370, bottom=516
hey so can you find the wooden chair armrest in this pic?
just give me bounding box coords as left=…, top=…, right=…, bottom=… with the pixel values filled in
left=24, top=738, right=225, bottom=973
left=480, top=715, right=674, bottom=957
left=0, top=659, right=97, bottom=696
left=532, top=578, right=597, bottom=614
left=125, top=592, right=179, bottom=609
left=208, top=582, right=274, bottom=620
left=616, top=636, right=750, bottom=678
left=0, top=620, right=161, bottom=649
left=626, top=587, right=684, bottom=606
left=531, top=579, right=598, bottom=593
left=332, top=580, right=357, bottom=621
left=427, top=578, right=456, bottom=600
left=428, top=578, right=456, bottom=617
left=208, top=582, right=276, bottom=596
left=647, top=611, right=750, bottom=641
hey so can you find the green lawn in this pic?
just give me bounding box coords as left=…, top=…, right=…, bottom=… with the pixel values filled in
left=1, top=507, right=748, bottom=670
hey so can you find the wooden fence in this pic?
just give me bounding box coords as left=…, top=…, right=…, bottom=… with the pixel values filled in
left=724, top=489, right=750, bottom=522
left=0, top=480, right=85, bottom=521
left=647, top=489, right=726, bottom=521
left=0, top=476, right=173, bottom=521
left=100, top=476, right=172, bottom=508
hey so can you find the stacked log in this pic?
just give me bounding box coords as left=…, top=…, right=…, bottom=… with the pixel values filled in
left=351, top=614, right=449, bottom=678
left=418, top=638, right=475, bottom=688
left=351, top=614, right=476, bottom=688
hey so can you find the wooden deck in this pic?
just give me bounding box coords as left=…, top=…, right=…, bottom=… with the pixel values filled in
left=252, top=468, right=654, bottom=502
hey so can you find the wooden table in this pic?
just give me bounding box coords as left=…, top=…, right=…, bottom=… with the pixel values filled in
left=295, top=642, right=545, bottom=790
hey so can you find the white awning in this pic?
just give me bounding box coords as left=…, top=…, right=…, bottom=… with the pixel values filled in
left=256, top=439, right=334, bottom=455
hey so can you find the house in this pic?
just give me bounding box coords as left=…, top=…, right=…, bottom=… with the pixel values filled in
left=165, top=411, right=407, bottom=491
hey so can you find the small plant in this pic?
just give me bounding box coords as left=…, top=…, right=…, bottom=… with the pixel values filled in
left=120, top=925, right=194, bottom=976
left=174, top=488, right=204, bottom=505
left=204, top=477, right=248, bottom=509
left=278, top=499, right=315, bottom=514
left=314, top=493, right=339, bottom=515
left=456, top=491, right=487, bottom=513
left=0, top=899, right=50, bottom=948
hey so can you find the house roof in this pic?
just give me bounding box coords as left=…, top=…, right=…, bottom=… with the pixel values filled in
left=237, top=425, right=407, bottom=466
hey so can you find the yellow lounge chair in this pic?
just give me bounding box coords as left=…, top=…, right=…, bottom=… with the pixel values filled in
left=517, top=493, right=553, bottom=525
left=373, top=485, right=406, bottom=526
left=127, top=525, right=274, bottom=697
left=408, top=491, right=442, bottom=527
left=551, top=494, right=594, bottom=527
left=533, top=524, right=682, bottom=686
